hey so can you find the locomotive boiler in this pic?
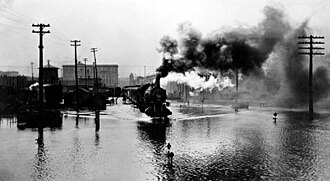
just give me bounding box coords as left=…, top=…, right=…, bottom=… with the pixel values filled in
left=122, top=74, right=172, bottom=118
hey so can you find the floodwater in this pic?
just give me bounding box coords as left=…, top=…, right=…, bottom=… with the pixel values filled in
left=1, top=102, right=330, bottom=180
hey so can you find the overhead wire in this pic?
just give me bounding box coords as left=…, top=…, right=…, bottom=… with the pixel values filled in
left=0, top=6, right=159, bottom=76
left=0, top=7, right=76, bottom=75
left=1, top=9, right=105, bottom=65
left=5, top=8, right=38, bottom=22
left=7, top=7, right=76, bottom=67
left=0, top=10, right=32, bottom=26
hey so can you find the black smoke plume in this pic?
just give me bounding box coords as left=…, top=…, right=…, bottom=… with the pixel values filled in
left=157, top=6, right=289, bottom=78
left=157, top=5, right=330, bottom=108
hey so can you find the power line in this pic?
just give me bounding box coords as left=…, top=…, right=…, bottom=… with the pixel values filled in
left=1, top=6, right=71, bottom=47
left=3, top=7, right=72, bottom=46
left=0, top=12, right=31, bottom=26
left=0, top=22, right=30, bottom=30
left=0, top=65, right=28, bottom=68
left=6, top=8, right=38, bottom=22
left=51, top=27, right=71, bottom=42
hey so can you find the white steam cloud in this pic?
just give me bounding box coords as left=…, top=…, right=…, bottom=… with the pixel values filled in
left=160, top=71, right=234, bottom=92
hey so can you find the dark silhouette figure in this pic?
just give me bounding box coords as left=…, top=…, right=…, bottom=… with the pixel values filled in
left=273, top=112, right=278, bottom=123
left=166, top=143, right=174, bottom=166
left=166, top=143, right=171, bottom=150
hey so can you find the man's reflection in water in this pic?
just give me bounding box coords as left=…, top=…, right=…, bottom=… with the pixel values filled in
left=136, top=119, right=175, bottom=179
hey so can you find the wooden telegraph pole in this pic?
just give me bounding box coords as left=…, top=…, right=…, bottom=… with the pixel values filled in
left=31, top=62, right=34, bottom=83
left=91, top=48, right=98, bottom=94
left=91, top=48, right=100, bottom=131
left=71, top=40, right=81, bottom=112
left=298, top=35, right=325, bottom=120
left=235, top=68, right=239, bottom=103
left=32, top=23, right=50, bottom=143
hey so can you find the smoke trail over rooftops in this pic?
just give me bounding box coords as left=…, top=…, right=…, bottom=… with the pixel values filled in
left=157, top=5, right=330, bottom=107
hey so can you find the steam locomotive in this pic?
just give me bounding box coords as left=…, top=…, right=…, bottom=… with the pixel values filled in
left=122, top=75, right=172, bottom=118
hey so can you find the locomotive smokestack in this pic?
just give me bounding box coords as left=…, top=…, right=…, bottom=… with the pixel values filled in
left=155, top=73, right=161, bottom=87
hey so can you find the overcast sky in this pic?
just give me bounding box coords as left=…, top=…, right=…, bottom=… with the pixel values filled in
left=0, top=0, right=329, bottom=77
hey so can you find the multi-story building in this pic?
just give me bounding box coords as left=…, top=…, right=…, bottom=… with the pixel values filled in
left=62, top=61, right=118, bottom=88
left=0, top=71, right=18, bottom=77
left=0, top=72, right=28, bottom=90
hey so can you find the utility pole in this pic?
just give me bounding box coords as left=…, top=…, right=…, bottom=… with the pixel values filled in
left=83, top=58, right=88, bottom=88
left=31, top=62, right=34, bottom=83
left=235, top=69, right=238, bottom=95
left=71, top=40, right=81, bottom=112
left=32, top=23, right=50, bottom=144
left=91, top=48, right=98, bottom=94
left=298, top=35, right=325, bottom=120
left=93, top=62, right=96, bottom=87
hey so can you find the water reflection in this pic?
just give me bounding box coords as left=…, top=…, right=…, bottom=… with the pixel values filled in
left=137, top=120, right=168, bottom=150
left=2, top=103, right=330, bottom=180
left=143, top=110, right=330, bottom=180
left=171, top=117, right=274, bottom=180
left=32, top=140, right=52, bottom=180
left=136, top=120, right=174, bottom=179
left=95, top=111, right=100, bottom=131
left=227, top=124, right=270, bottom=180
left=178, top=105, right=229, bottom=116
left=68, top=132, right=87, bottom=179
left=0, top=116, right=16, bottom=128
left=71, top=115, right=90, bottom=128
left=95, top=131, right=100, bottom=148
left=16, top=111, right=63, bottom=130
left=75, top=115, right=79, bottom=128
left=276, top=111, right=320, bottom=180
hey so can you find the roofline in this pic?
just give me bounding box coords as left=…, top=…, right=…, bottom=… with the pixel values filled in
left=38, top=67, right=59, bottom=69
left=63, top=64, right=118, bottom=67
left=42, top=67, right=59, bottom=69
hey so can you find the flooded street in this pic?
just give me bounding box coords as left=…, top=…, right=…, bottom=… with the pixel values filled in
left=1, top=102, right=330, bottom=180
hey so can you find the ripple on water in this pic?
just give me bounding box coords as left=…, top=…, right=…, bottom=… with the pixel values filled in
left=2, top=104, right=330, bottom=180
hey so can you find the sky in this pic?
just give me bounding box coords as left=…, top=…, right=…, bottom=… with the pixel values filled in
left=0, top=0, right=329, bottom=77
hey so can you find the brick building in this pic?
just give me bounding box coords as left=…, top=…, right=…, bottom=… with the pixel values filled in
left=62, top=62, right=118, bottom=88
